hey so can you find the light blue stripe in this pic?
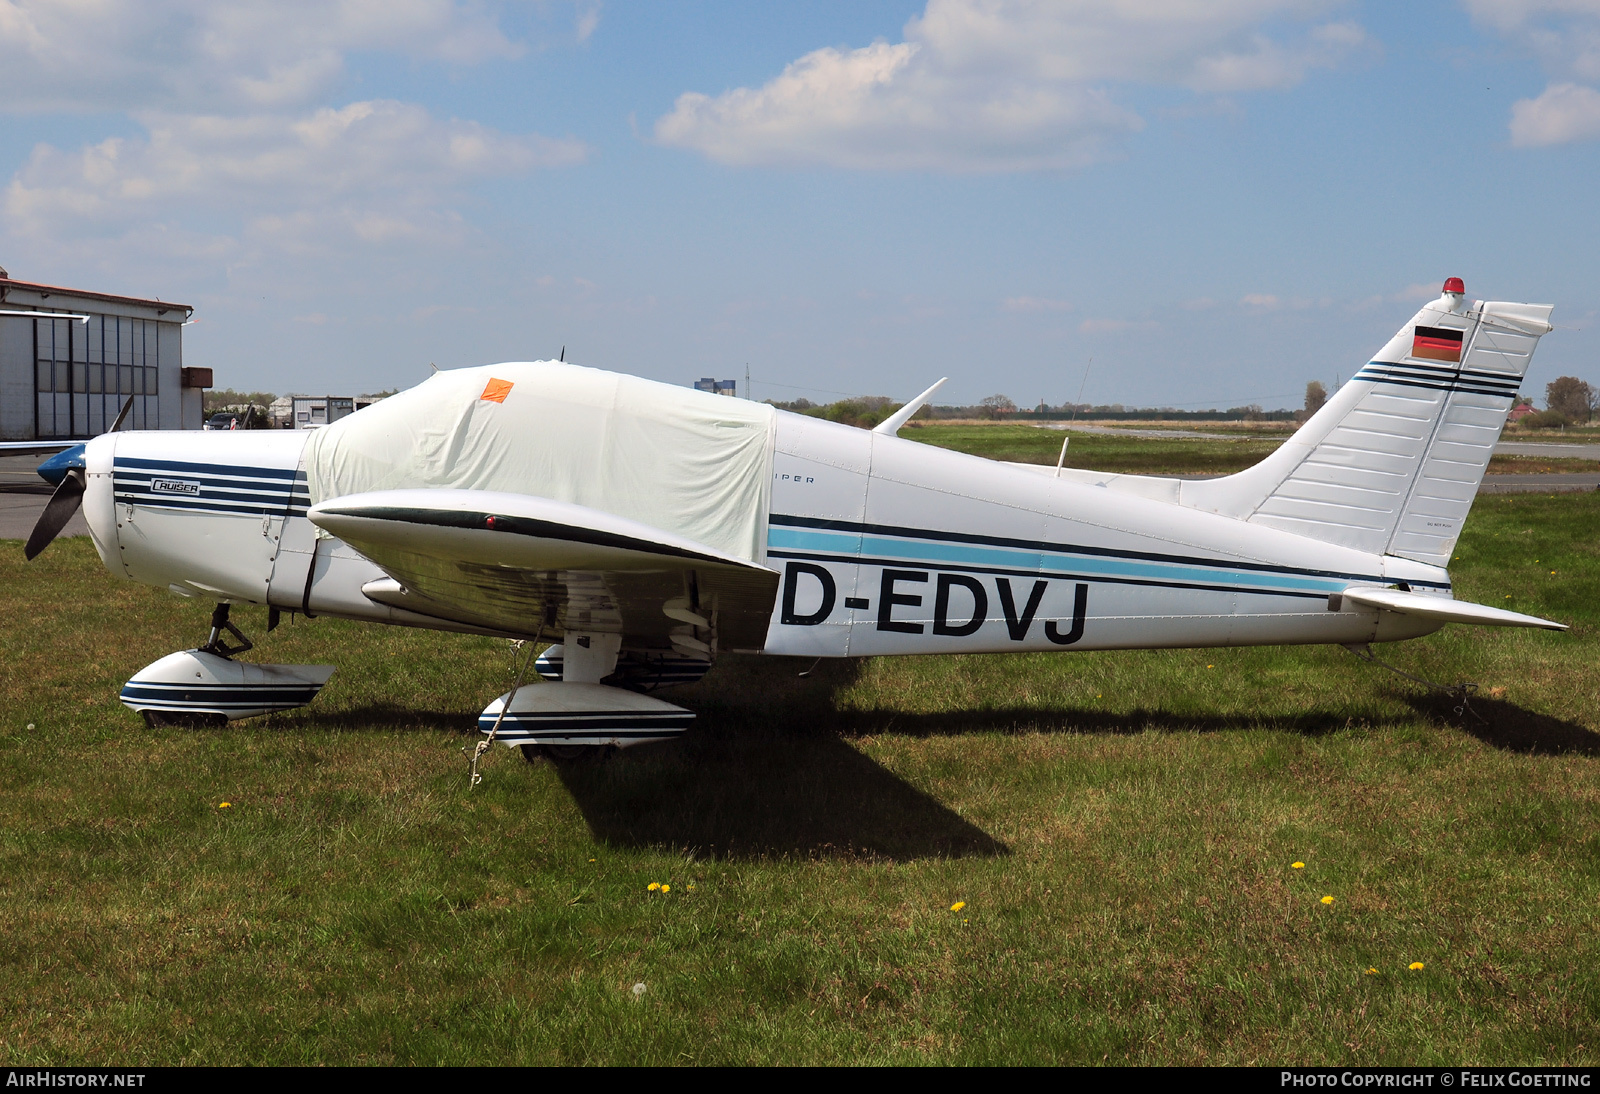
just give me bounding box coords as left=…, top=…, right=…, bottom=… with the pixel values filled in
left=767, top=526, right=1344, bottom=595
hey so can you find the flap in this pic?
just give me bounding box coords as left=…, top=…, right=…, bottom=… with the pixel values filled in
left=1341, top=586, right=1566, bottom=631
left=309, top=489, right=781, bottom=650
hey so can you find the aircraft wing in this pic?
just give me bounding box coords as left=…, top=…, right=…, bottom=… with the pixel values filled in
left=307, top=489, right=781, bottom=651
left=1341, top=587, right=1567, bottom=631
left=0, top=440, right=78, bottom=457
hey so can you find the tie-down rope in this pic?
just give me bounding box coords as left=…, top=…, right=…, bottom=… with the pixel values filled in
left=1344, top=642, right=1483, bottom=722
left=469, top=638, right=534, bottom=788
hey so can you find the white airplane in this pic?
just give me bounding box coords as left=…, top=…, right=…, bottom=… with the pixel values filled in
left=22, top=278, right=1565, bottom=762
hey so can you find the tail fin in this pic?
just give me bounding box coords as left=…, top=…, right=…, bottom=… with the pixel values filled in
left=1181, top=289, right=1554, bottom=566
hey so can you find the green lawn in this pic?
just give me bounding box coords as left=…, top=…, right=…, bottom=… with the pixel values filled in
left=898, top=423, right=1285, bottom=475
left=901, top=421, right=1600, bottom=476
left=1, top=492, right=1598, bottom=1065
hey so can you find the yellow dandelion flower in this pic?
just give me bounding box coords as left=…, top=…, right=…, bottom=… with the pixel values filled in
left=950, top=901, right=966, bottom=912
left=1292, top=862, right=1305, bottom=869
left=1321, top=895, right=1335, bottom=905
left=1206, top=664, right=1214, bottom=668
left=661, top=884, right=670, bottom=893
left=1365, top=967, right=1378, bottom=976
left=588, top=858, right=596, bottom=862
left=647, top=882, right=660, bottom=891
left=219, top=802, right=231, bottom=809
left=1409, top=961, right=1424, bottom=971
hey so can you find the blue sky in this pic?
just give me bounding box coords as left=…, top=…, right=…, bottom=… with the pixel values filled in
left=2, top=1, right=1598, bottom=410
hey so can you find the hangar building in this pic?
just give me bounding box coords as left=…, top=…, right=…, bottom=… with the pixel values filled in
left=0, top=269, right=207, bottom=441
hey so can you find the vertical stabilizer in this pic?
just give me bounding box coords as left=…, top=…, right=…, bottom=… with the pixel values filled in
left=1181, top=286, right=1553, bottom=566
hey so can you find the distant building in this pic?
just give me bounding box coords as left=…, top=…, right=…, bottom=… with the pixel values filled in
left=286, top=395, right=385, bottom=428
left=0, top=268, right=204, bottom=440
left=1508, top=402, right=1536, bottom=423
left=694, top=377, right=737, bottom=397
left=267, top=395, right=295, bottom=427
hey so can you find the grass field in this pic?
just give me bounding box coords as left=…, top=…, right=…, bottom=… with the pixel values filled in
left=2, top=481, right=1599, bottom=1063
left=899, top=422, right=1600, bottom=476
left=900, top=423, right=1285, bottom=474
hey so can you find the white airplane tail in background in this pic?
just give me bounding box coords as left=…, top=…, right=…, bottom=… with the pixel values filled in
left=1181, top=282, right=1554, bottom=567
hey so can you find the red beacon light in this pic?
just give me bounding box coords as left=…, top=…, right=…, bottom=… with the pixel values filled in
left=1443, top=277, right=1465, bottom=295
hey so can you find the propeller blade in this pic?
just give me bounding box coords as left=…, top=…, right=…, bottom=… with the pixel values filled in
left=24, top=468, right=86, bottom=561
left=109, top=395, right=134, bottom=433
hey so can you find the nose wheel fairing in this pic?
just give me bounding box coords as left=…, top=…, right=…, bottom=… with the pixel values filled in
left=120, top=602, right=335, bottom=725
left=120, top=649, right=335, bottom=724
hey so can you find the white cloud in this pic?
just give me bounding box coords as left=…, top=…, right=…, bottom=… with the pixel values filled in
left=1465, top=0, right=1600, bottom=143
left=0, top=0, right=522, bottom=114
left=1464, top=0, right=1600, bottom=27
left=1464, top=1, right=1600, bottom=78
left=1079, top=317, right=1158, bottom=334
left=655, top=0, right=1369, bottom=171
left=1393, top=281, right=1446, bottom=302
left=1001, top=295, right=1073, bottom=313
left=1510, top=81, right=1600, bottom=143
left=1240, top=293, right=1281, bottom=309
left=575, top=1, right=602, bottom=43
left=4, top=101, right=586, bottom=246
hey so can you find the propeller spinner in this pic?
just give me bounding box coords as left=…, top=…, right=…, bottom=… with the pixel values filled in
left=23, top=395, right=132, bottom=561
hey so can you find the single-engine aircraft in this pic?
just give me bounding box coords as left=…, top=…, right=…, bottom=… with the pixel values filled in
left=22, top=278, right=1566, bottom=760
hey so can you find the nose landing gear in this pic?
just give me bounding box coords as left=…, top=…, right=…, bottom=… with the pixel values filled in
left=199, top=602, right=253, bottom=659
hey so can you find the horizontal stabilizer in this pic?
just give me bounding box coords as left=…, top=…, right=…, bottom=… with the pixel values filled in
left=1341, top=587, right=1566, bottom=630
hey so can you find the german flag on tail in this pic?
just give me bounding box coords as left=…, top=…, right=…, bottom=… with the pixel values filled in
left=1412, top=325, right=1464, bottom=363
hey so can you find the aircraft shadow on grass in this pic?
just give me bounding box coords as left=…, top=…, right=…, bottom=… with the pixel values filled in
left=263, top=656, right=1600, bottom=861
left=1399, top=691, right=1600, bottom=756
left=269, top=670, right=1006, bottom=862
left=552, top=733, right=1008, bottom=863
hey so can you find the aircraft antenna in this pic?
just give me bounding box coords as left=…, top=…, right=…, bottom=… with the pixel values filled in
left=1052, top=356, right=1094, bottom=478
left=560, top=346, right=566, bottom=362
left=1070, top=357, right=1093, bottom=424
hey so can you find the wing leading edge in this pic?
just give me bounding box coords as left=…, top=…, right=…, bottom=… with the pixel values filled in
left=308, top=489, right=781, bottom=650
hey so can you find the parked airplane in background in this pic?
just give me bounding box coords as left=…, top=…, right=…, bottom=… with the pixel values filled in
left=22, top=279, right=1564, bottom=761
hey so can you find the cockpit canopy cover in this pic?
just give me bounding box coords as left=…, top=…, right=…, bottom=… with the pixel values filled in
left=303, top=362, right=778, bottom=563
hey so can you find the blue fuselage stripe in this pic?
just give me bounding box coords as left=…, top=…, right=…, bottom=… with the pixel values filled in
left=116, top=457, right=305, bottom=481
left=766, top=516, right=1447, bottom=597
left=768, top=527, right=1352, bottom=596
left=113, top=458, right=308, bottom=516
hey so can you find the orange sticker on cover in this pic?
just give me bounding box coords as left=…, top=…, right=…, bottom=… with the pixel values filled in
left=480, top=377, right=514, bottom=403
